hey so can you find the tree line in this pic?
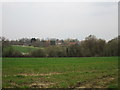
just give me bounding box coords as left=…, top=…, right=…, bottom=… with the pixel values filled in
left=1, top=35, right=119, bottom=57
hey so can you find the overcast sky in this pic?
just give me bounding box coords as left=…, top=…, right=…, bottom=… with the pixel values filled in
left=2, top=2, right=118, bottom=41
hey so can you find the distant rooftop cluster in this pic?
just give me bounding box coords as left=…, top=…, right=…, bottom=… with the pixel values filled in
left=1, top=37, right=80, bottom=47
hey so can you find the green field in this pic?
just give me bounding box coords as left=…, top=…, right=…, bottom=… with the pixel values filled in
left=12, top=45, right=39, bottom=53
left=2, top=57, right=118, bottom=88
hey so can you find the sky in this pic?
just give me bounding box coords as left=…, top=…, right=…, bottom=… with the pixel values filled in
left=1, top=2, right=118, bottom=41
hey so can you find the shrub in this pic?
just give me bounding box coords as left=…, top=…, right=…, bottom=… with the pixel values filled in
left=30, top=49, right=46, bottom=57
left=2, top=46, right=22, bottom=57
left=46, top=46, right=67, bottom=57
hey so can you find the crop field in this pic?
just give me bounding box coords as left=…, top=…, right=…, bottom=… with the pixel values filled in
left=2, top=57, right=118, bottom=88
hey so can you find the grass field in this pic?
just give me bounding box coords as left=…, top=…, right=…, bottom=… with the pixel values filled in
left=12, top=45, right=39, bottom=53
left=2, top=57, right=118, bottom=88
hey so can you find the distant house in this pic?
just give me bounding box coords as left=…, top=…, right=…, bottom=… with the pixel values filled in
left=68, top=41, right=80, bottom=46
left=56, top=41, right=62, bottom=45
left=69, top=42, right=77, bottom=46
left=44, top=40, right=50, bottom=47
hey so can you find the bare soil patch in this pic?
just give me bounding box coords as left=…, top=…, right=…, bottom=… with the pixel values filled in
left=18, top=72, right=62, bottom=76
left=74, top=75, right=115, bottom=88
left=3, top=70, right=98, bottom=77
left=29, top=82, right=55, bottom=88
